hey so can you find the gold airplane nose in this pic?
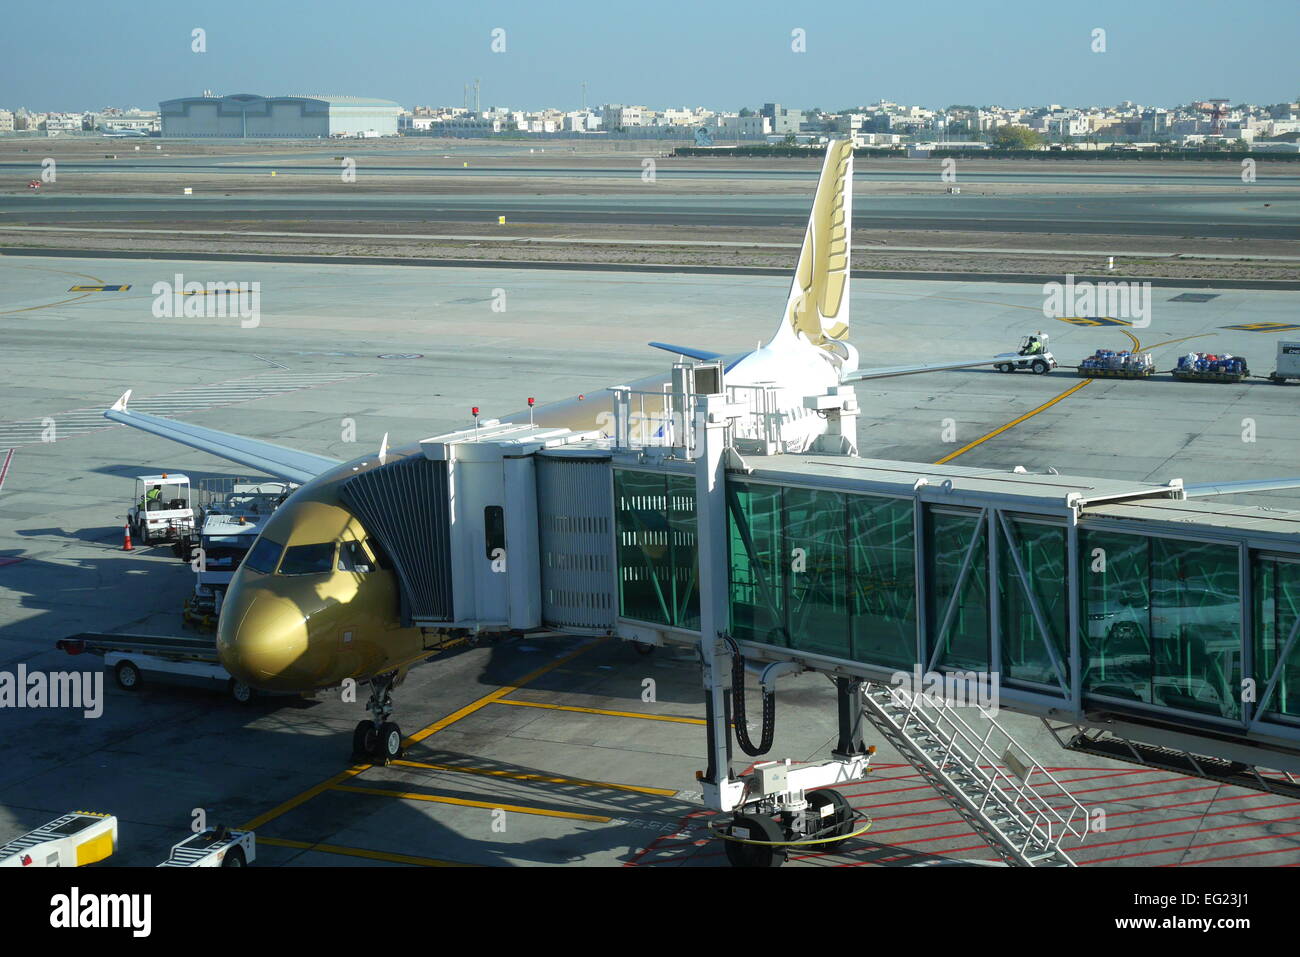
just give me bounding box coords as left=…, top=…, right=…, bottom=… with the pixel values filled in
left=217, top=585, right=311, bottom=691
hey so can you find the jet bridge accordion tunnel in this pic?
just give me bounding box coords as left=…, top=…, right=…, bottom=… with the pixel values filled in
left=336, top=418, right=1300, bottom=775
left=337, top=426, right=618, bottom=635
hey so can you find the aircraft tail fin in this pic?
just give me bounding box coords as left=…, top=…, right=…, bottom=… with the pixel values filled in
left=768, top=139, right=854, bottom=353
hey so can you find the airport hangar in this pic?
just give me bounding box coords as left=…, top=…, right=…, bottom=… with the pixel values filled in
left=158, top=93, right=401, bottom=138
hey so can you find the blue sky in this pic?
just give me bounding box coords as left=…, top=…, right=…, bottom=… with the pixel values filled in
left=2, top=0, right=1296, bottom=112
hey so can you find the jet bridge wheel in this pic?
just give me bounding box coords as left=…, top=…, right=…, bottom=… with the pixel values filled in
left=807, top=789, right=855, bottom=851
left=723, top=813, right=785, bottom=868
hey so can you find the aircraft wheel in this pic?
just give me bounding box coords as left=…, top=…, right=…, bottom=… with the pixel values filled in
left=807, top=788, right=855, bottom=851
left=114, top=660, right=142, bottom=691
left=376, top=722, right=403, bottom=763
left=1031, top=359, right=1049, bottom=375
left=723, top=813, right=784, bottom=868
left=352, top=720, right=377, bottom=758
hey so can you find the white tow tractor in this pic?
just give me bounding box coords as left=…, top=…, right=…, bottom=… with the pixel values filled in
left=0, top=811, right=117, bottom=867
left=994, top=332, right=1058, bottom=375
left=158, top=825, right=255, bottom=867
left=126, top=472, right=195, bottom=546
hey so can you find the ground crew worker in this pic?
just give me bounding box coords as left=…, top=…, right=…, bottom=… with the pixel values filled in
left=141, top=485, right=162, bottom=509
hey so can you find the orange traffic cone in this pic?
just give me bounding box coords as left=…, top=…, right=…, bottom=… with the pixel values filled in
left=123, top=522, right=133, bottom=551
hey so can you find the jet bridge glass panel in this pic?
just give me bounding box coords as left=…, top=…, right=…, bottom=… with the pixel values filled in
left=998, top=519, right=1069, bottom=688
left=728, top=482, right=915, bottom=665
left=613, top=469, right=700, bottom=630
left=1253, top=555, right=1300, bottom=722
left=1079, top=529, right=1242, bottom=720
left=926, top=508, right=989, bottom=672
left=784, top=488, right=850, bottom=659
left=727, top=483, right=786, bottom=646
left=848, top=495, right=916, bottom=669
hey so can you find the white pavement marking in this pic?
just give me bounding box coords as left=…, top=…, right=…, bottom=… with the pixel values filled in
left=0, top=370, right=375, bottom=447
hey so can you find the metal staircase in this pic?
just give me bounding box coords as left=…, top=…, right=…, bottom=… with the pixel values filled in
left=1044, top=721, right=1300, bottom=801
left=861, top=683, right=1089, bottom=867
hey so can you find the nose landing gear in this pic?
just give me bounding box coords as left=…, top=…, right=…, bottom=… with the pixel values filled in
left=352, top=671, right=404, bottom=765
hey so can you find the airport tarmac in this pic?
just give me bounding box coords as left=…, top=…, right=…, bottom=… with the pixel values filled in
left=2, top=254, right=1299, bottom=866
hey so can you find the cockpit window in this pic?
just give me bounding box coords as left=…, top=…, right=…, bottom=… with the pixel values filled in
left=337, top=540, right=373, bottom=573
left=243, top=537, right=284, bottom=574
left=277, top=543, right=336, bottom=575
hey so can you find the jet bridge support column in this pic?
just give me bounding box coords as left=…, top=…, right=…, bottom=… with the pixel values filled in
left=691, top=393, right=873, bottom=865
left=694, top=391, right=746, bottom=811
left=833, top=676, right=869, bottom=759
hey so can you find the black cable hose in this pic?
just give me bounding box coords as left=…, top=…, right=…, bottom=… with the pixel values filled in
left=726, top=636, right=775, bottom=756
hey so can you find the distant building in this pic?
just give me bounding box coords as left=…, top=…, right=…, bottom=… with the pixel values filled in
left=43, top=113, right=83, bottom=133
left=159, top=94, right=401, bottom=137
left=601, top=105, right=647, bottom=130
left=100, top=110, right=159, bottom=134
left=761, top=103, right=803, bottom=134
left=0, top=110, right=13, bottom=133
left=713, top=113, right=770, bottom=138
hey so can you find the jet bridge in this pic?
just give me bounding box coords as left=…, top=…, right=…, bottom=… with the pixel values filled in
left=344, top=363, right=1300, bottom=862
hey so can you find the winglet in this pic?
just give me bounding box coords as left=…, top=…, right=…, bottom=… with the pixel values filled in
left=378, top=432, right=389, bottom=466
left=110, top=390, right=132, bottom=413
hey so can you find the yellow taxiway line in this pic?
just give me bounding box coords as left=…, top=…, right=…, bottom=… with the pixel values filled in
left=240, top=637, right=605, bottom=833
left=934, top=378, right=1094, bottom=465
left=257, top=836, right=467, bottom=867
left=491, top=697, right=705, bottom=725
left=403, top=638, right=607, bottom=747
left=331, top=783, right=613, bottom=823
left=241, top=766, right=369, bottom=832
left=391, top=758, right=678, bottom=796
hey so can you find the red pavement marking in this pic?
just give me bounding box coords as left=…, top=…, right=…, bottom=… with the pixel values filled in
left=627, top=767, right=1300, bottom=867
left=1173, top=844, right=1300, bottom=866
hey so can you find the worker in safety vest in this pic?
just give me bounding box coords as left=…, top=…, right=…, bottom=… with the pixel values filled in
left=140, top=485, right=162, bottom=509
left=1021, top=335, right=1043, bottom=356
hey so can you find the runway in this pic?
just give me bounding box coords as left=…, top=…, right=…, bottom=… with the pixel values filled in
left=4, top=191, right=1298, bottom=239
left=8, top=159, right=1299, bottom=188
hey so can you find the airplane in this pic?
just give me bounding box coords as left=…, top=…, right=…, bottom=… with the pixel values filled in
left=100, top=139, right=1060, bottom=761
left=101, top=129, right=150, bottom=138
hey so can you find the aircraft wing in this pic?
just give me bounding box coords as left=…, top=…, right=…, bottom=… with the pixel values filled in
left=103, top=390, right=341, bottom=484
left=844, top=356, right=1014, bottom=381
left=648, top=342, right=724, bottom=361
